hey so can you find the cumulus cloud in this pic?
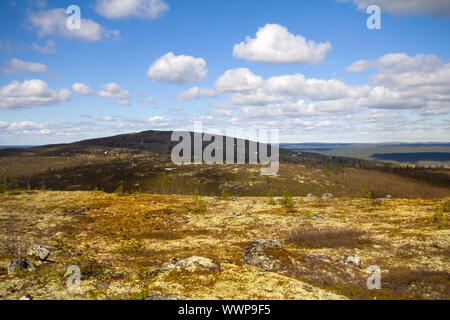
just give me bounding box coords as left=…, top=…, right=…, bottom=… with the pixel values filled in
left=96, top=0, right=169, bottom=19
left=203, top=52, right=450, bottom=124
left=147, top=52, right=208, bottom=84
left=233, top=24, right=332, bottom=64
left=0, top=79, right=71, bottom=110
left=98, top=82, right=131, bottom=105
left=72, top=82, right=95, bottom=96
left=29, top=8, right=119, bottom=41
left=175, top=86, right=217, bottom=101
left=2, top=58, right=49, bottom=74
left=214, top=68, right=264, bottom=93
left=340, top=0, right=450, bottom=18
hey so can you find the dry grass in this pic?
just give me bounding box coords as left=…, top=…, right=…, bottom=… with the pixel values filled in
left=288, top=225, right=372, bottom=248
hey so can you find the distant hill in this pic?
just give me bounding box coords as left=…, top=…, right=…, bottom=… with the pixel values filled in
left=0, top=131, right=448, bottom=199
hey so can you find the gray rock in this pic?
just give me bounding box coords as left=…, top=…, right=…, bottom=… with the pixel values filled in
left=337, top=254, right=361, bottom=268
left=162, top=256, right=221, bottom=273
left=242, top=239, right=283, bottom=271
left=322, top=193, right=335, bottom=199
left=27, top=245, right=50, bottom=261
left=306, top=193, right=316, bottom=198
left=19, top=294, right=33, bottom=300
left=8, top=258, right=34, bottom=275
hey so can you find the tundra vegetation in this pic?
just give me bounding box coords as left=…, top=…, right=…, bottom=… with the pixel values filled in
left=0, top=132, right=448, bottom=300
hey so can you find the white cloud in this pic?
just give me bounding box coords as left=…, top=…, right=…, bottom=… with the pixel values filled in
left=32, top=40, right=56, bottom=54
left=175, top=86, right=217, bottom=101
left=147, top=52, right=208, bottom=84
left=0, top=79, right=71, bottom=110
left=72, top=82, right=95, bottom=96
left=340, top=0, right=450, bottom=18
left=98, top=82, right=130, bottom=105
left=2, top=58, right=49, bottom=74
left=29, top=8, right=119, bottom=41
left=96, top=0, right=169, bottom=19
left=346, top=53, right=442, bottom=73
left=346, top=59, right=373, bottom=73
left=214, top=68, right=263, bottom=93
left=233, top=24, right=332, bottom=64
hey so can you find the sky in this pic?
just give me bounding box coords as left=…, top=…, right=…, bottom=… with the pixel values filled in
left=0, top=0, right=449, bottom=145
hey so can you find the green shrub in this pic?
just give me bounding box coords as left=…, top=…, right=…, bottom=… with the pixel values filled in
left=267, top=189, right=276, bottom=205
left=280, top=190, right=295, bottom=212
left=221, top=188, right=229, bottom=200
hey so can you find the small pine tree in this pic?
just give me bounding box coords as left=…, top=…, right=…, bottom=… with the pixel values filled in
left=221, top=188, right=229, bottom=200
left=280, top=190, right=295, bottom=212
left=267, top=189, right=276, bottom=205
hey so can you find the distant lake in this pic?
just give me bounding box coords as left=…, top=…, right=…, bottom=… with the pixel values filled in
left=371, top=152, right=450, bottom=163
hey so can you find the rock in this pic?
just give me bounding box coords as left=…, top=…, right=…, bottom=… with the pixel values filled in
left=95, top=282, right=110, bottom=290
left=214, top=197, right=221, bottom=202
left=27, top=245, right=50, bottom=261
left=232, top=198, right=237, bottom=202
left=322, top=193, right=335, bottom=199
left=337, top=255, right=361, bottom=268
left=306, top=193, right=315, bottom=198
left=162, top=256, right=221, bottom=273
left=222, top=259, right=233, bottom=264
left=147, top=267, right=163, bottom=277
left=385, top=195, right=392, bottom=199
left=232, top=212, right=242, bottom=216
left=8, top=258, right=34, bottom=275
left=19, top=294, right=33, bottom=300
left=242, top=239, right=283, bottom=271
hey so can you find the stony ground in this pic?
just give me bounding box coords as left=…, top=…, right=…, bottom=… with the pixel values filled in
left=0, top=190, right=448, bottom=300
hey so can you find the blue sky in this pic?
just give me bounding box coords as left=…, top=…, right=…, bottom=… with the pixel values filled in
left=0, top=0, right=449, bottom=144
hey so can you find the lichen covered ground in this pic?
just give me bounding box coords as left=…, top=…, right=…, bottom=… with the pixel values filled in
left=0, top=191, right=448, bottom=300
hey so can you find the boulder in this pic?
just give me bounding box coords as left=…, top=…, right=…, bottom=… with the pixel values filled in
left=306, top=193, right=315, bottom=198
left=27, top=245, right=50, bottom=261
left=337, top=255, right=361, bottom=268
left=242, top=239, right=283, bottom=271
left=322, top=193, right=335, bottom=199
left=8, top=258, right=35, bottom=275
left=162, top=256, right=221, bottom=273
